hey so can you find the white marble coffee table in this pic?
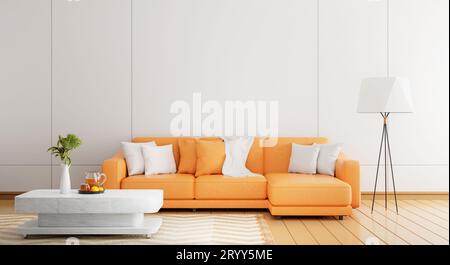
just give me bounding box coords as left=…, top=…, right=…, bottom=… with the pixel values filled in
left=15, top=189, right=163, bottom=238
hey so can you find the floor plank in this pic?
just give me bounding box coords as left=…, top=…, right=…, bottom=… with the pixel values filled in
left=0, top=201, right=14, bottom=214
left=416, top=200, right=449, bottom=214
left=375, top=200, right=449, bottom=240
left=301, top=218, right=340, bottom=245
left=333, top=214, right=386, bottom=245
left=395, top=201, right=449, bottom=228
left=432, top=200, right=449, bottom=207
left=402, top=200, right=449, bottom=220
left=373, top=200, right=448, bottom=228
left=351, top=210, right=408, bottom=245
left=283, top=218, right=318, bottom=245
left=320, top=217, right=363, bottom=245
left=262, top=213, right=295, bottom=245
left=362, top=201, right=448, bottom=245
left=358, top=203, right=430, bottom=245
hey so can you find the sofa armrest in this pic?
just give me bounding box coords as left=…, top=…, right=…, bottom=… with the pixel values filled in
left=335, top=158, right=360, bottom=208
left=102, top=152, right=127, bottom=189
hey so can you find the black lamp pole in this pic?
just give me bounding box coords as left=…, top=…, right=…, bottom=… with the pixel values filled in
left=371, top=112, right=399, bottom=214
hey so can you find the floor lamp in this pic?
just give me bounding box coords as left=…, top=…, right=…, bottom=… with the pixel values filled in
left=357, top=77, right=414, bottom=214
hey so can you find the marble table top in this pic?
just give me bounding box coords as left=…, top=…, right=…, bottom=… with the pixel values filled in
left=15, top=189, right=163, bottom=214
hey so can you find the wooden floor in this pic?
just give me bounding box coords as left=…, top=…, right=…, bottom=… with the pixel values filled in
left=0, top=199, right=448, bottom=245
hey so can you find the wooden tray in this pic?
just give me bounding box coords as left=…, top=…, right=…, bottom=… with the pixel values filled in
left=78, top=190, right=105, bottom=194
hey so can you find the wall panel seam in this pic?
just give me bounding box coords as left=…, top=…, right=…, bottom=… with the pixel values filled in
left=50, top=0, right=53, bottom=187
left=316, top=0, right=320, bottom=137
left=387, top=0, right=390, bottom=77
left=130, top=0, right=133, bottom=140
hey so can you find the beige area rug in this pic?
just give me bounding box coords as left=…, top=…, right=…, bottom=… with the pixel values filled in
left=0, top=214, right=273, bottom=245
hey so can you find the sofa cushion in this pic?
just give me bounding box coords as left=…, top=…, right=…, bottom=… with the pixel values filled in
left=121, top=174, right=194, bottom=199
left=198, top=137, right=264, bottom=174
left=266, top=173, right=351, bottom=206
left=121, top=141, right=156, bottom=176
left=288, top=144, right=320, bottom=174
left=132, top=137, right=182, bottom=167
left=177, top=138, right=197, bottom=174
left=142, top=144, right=177, bottom=175
left=263, top=137, right=328, bottom=174
left=246, top=137, right=264, bottom=174
left=222, top=137, right=257, bottom=177
left=195, top=175, right=267, bottom=199
left=315, top=143, right=342, bottom=176
left=195, top=140, right=225, bottom=176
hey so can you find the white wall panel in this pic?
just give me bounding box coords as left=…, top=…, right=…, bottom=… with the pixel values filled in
left=389, top=0, right=449, bottom=165
left=132, top=0, right=317, bottom=137
left=0, top=166, right=51, bottom=191
left=318, top=0, right=388, bottom=163
left=52, top=0, right=131, bottom=164
left=0, top=0, right=51, bottom=164
left=360, top=165, right=449, bottom=192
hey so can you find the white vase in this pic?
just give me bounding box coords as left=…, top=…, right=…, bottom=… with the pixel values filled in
left=60, top=163, right=71, bottom=194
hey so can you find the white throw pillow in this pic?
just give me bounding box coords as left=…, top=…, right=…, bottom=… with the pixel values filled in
left=221, top=137, right=259, bottom=177
left=121, top=141, right=156, bottom=176
left=288, top=144, right=320, bottom=174
left=142, top=144, right=177, bottom=175
left=315, top=143, right=342, bottom=176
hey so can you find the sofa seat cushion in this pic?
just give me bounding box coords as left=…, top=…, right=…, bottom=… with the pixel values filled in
left=195, top=175, right=267, bottom=199
left=121, top=174, right=194, bottom=199
left=266, top=173, right=351, bottom=206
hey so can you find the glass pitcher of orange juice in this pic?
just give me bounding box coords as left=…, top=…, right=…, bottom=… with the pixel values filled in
left=84, top=171, right=107, bottom=188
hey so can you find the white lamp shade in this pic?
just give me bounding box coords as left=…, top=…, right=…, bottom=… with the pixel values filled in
left=357, top=77, right=414, bottom=113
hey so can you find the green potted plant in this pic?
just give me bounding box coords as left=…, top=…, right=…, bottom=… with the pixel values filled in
left=48, top=134, right=82, bottom=194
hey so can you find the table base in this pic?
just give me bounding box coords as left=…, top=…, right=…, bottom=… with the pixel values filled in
left=17, top=215, right=162, bottom=238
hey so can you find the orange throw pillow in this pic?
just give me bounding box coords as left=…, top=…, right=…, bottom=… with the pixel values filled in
left=195, top=140, right=225, bottom=176
left=177, top=138, right=197, bottom=174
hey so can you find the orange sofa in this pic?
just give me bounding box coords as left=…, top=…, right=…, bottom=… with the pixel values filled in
left=102, top=137, right=360, bottom=217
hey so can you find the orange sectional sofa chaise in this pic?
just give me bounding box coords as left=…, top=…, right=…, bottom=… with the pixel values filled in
left=102, top=137, right=360, bottom=217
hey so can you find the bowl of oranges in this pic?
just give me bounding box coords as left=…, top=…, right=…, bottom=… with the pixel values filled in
left=78, top=183, right=105, bottom=194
